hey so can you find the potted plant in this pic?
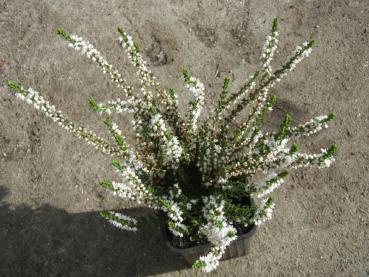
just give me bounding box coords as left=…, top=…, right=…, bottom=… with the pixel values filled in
left=5, top=18, right=336, bottom=272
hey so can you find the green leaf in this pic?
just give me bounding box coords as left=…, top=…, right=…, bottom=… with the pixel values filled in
left=289, top=144, right=299, bottom=155
left=221, top=77, right=230, bottom=99
left=133, top=41, right=141, bottom=53
left=117, top=27, right=124, bottom=36
left=276, top=113, right=292, bottom=140
left=192, top=260, right=206, bottom=270
left=268, top=95, right=277, bottom=108
left=327, top=112, right=336, bottom=121
left=214, top=220, right=224, bottom=229
left=149, top=100, right=159, bottom=115
left=164, top=131, right=173, bottom=140
left=88, top=97, right=99, bottom=112
left=307, top=40, right=315, bottom=48
left=103, top=118, right=112, bottom=128
left=278, top=171, right=288, bottom=179
left=272, top=17, right=279, bottom=33
left=56, top=28, right=75, bottom=43
left=99, top=180, right=116, bottom=191
left=7, top=81, right=24, bottom=94
left=323, top=144, right=337, bottom=159
left=168, top=88, right=177, bottom=101
left=182, top=69, right=190, bottom=83
left=114, top=133, right=125, bottom=147
left=112, top=159, right=125, bottom=171
left=147, top=185, right=157, bottom=194
left=264, top=197, right=274, bottom=208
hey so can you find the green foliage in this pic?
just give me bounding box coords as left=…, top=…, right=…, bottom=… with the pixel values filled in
left=192, top=260, right=206, bottom=270
left=289, top=144, right=299, bottom=155
left=323, top=144, right=337, bottom=159
left=56, top=28, right=75, bottom=44
left=7, top=81, right=22, bottom=92
left=275, top=113, right=292, bottom=141
left=255, top=95, right=277, bottom=126
left=182, top=69, right=196, bottom=86
left=99, top=180, right=116, bottom=191
left=272, top=17, right=279, bottom=33
left=112, top=159, right=125, bottom=171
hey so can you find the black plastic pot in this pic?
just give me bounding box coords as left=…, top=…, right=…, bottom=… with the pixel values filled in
left=166, top=224, right=258, bottom=265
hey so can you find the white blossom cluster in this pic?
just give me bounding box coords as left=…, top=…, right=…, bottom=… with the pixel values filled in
left=109, top=181, right=136, bottom=200
left=194, top=195, right=237, bottom=272
left=261, top=34, right=278, bottom=74
left=103, top=211, right=138, bottom=232
left=290, top=148, right=336, bottom=169
left=118, top=30, right=154, bottom=88
left=150, top=113, right=183, bottom=168
left=166, top=201, right=184, bottom=222
left=196, top=138, right=225, bottom=182
left=13, top=85, right=121, bottom=156
left=226, top=39, right=314, bottom=152
left=168, top=183, right=182, bottom=199
left=185, top=76, right=205, bottom=131
left=254, top=198, right=275, bottom=226
left=118, top=28, right=176, bottom=114
left=261, top=138, right=291, bottom=168
left=94, top=97, right=137, bottom=114
left=162, top=200, right=188, bottom=237
left=289, top=114, right=333, bottom=137
left=7, top=19, right=337, bottom=273
left=113, top=163, right=152, bottom=204
left=201, top=218, right=236, bottom=248
left=287, top=42, right=313, bottom=72
left=261, top=19, right=279, bottom=76
left=111, top=122, right=121, bottom=135
left=162, top=191, right=200, bottom=237
left=67, top=34, right=133, bottom=97
left=118, top=31, right=154, bottom=103
left=256, top=172, right=277, bottom=198
left=196, top=248, right=222, bottom=273
left=223, top=74, right=257, bottom=112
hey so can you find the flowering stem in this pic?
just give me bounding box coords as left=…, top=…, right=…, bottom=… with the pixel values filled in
left=7, top=82, right=123, bottom=157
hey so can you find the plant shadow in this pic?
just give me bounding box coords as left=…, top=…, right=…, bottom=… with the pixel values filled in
left=0, top=186, right=189, bottom=277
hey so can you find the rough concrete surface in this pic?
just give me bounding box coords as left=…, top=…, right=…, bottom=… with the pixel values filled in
left=0, top=0, right=368, bottom=276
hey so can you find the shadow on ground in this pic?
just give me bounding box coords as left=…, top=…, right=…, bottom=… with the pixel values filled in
left=0, top=186, right=189, bottom=277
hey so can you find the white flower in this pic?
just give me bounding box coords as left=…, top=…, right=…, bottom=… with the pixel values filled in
left=257, top=178, right=283, bottom=199
left=261, top=29, right=279, bottom=75
left=254, top=199, right=275, bottom=225
left=197, top=250, right=221, bottom=273
left=105, top=212, right=138, bottom=232
left=194, top=196, right=237, bottom=273
left=95, top=98, right=137, bottom=114
left=201, top=221, right=236, bottom=247
left=150, top=113, right=183, bottom=168
left=168, top=222, right=188, bottom=237
left=322, top=157, right=335, bottom=168
left=185, top=76, right=205, bottom=131
left=286, top=41, right=313, bottom=72
left=68, top=34, right=133, bottom=98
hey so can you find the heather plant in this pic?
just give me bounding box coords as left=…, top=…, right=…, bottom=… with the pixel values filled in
left=6, top=18, right=336, bottom=272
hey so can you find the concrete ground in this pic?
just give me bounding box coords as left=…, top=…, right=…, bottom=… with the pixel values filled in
left=0, top=0, right=368, bottom=276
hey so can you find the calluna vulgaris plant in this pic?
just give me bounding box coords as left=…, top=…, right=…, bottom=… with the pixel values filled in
left=6, top=18, right=337, bottom=272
